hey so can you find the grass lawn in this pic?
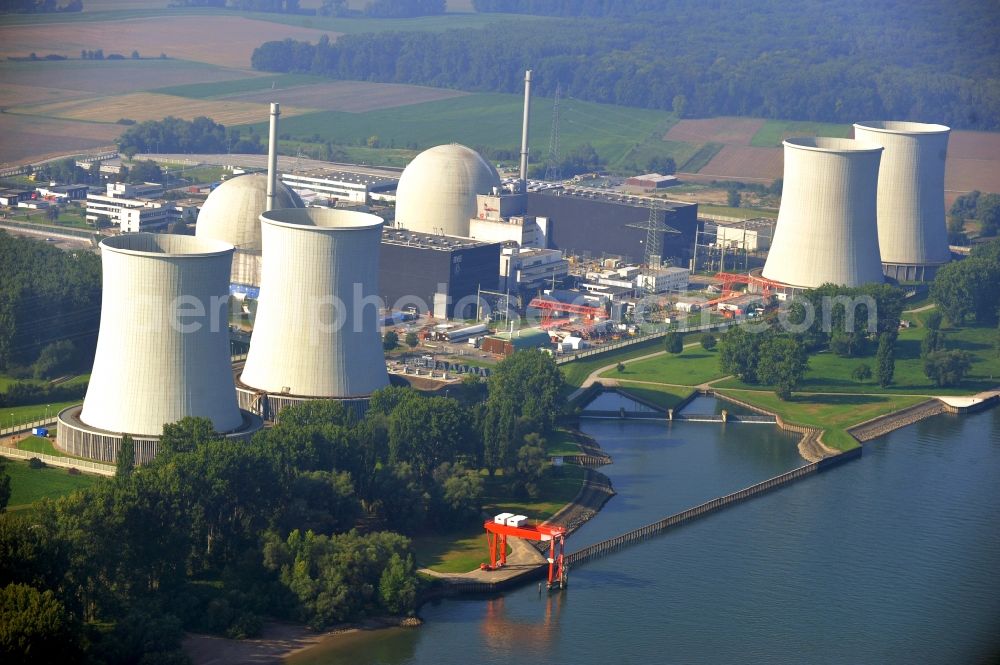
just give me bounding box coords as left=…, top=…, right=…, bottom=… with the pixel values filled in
left=560, top=337, right=664, bottom=388
left=544, top=428, right=583, bottom=457
left=3, top=400, right=80, bottom=428
left=614, top=382, right=692, bottom=410
left=716, top=390, right=927, bottom=451
left=410, top=464, right=587, bottom=573
left=3, top=459, right=100, bottom=509
left=601, top=348, right=725, bottom=386
left=15, top=435, right=66, bottom=457
left=750, top=119, right=851, bottom=147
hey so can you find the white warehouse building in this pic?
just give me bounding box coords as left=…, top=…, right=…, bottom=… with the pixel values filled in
left=57, top=234, right=263, bottom=464
left=853, top=121, right=951, bottom=282
left=763, top=137, right=885, bottom=289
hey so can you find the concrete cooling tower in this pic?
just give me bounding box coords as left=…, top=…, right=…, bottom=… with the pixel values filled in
left=57, top=234, right=262, bottom=464
left=394, top=144, right=501, bottom=237
left=853, top=121, right=951, bottom=281
left=762, top=137, right=885, bottom=289
left=237, top=208, right=389, bottom=419
left=196, top=173, right=304, bottom=288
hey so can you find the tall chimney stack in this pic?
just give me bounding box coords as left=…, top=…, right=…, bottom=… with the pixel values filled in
left=519, top=70, right=532, bottom=193
left=266, top=102, right=280, bottom=212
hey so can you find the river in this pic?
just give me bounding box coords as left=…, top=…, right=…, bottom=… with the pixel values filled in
left=290, top=407, right=1000, bottom=665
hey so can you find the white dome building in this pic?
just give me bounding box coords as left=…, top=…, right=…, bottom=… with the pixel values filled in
left=395, top=144, right=500, bottom=237
left=196, top=173, right=303, bottom=251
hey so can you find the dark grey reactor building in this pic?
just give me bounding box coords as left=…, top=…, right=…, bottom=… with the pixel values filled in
left=525, top=188, right=698, bottom=265
left=380, top=228, right=500, bottom=319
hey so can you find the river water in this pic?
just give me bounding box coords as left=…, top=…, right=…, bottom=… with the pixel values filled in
left=291, top=408, right=1000, bottom=665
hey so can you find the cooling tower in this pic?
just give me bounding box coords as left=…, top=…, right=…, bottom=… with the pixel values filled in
left=57, top=234, right=262, bottom=464
left=853, top=121, right=951, bottom=281
left=237, top=208, right=389, bottom=419
left=762, top=137, right=884, bottom=289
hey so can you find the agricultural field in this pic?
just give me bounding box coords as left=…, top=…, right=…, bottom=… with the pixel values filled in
left=151, top=73, right=325, bottom=99
left=11, top=92, right=315, bottom=126
left=749, top=119, right=852, bottom=147
left=228, top=80, right=470, bottom=113
left=664, top=117, right=765, bottom=145
left=698, top=145, right=784, bottom=182
left=0, top=113, right=120, bottom=166
left=0, top=16, right=335, bottom=69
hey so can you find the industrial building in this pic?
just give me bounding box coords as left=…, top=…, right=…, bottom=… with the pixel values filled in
left=853, top=121, right=951, bottom=281
left=238, top=208, right=389, bottom=420
left=524, top=188, right=698, bottom=266
left=85, top=193, right=170, bottom=232
left=57, top=234, right=262, bottom=464
left=280, top=168, right=398, bottom=205
left=379, top=227, right=501, bottom=319
left=763, top=137, right=885, bottom=289
left=624, top=173, right=679, bottom=192
left=395, top=143, right=501, bottom=237
left=195, top=173, right=304, bottom=293
left=469, top=191, right=548, bottom=247
left=500, top=246, right=569, bottom=292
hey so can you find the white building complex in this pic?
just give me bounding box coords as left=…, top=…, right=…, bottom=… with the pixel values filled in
left=238, top=208, right=389, bottom=419
left=57, top=234, right=262, bottom=464
left=394, top=144, right=501, bottom=237
left=196, top=173, right=304, bottom=291
left=762, top=137, right=885, bottom=289
left=853, top=121, right=951, bottom=281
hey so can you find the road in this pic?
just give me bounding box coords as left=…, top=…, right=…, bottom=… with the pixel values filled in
left=138, top=153, right=403, bottom=179
left=0, top=222, right=94, bottom=251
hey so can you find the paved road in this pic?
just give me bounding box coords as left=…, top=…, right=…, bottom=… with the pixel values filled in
left=138, top=153, right=403, bottom=179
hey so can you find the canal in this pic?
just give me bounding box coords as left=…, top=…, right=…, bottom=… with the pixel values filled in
left=291, top=408, right=1000, bottom=665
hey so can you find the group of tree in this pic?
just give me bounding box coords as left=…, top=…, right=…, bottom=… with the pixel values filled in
left=1, top=350, right=567, bottom=660
left=785, top=283, right=904, bottom=358
left=931, top=240, right=1000, bottom=326
left=916, top=302, right=973, bottom=388
left=0, top=0, right=81, bottom=13
left=0, top=232, right=101, bottom=381
left=170, top=0, right=443, bottom=16
left=717, top=323, right=808, bottom=400
left=251, top=0, right=1000, bottom=130
left=949, top=191, right=1000, bottom=240
left=117, top=116, right=265, bottom=156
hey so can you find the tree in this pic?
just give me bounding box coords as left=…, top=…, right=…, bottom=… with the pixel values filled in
left=852, top=364, right=872, bottom=383
left=44, top=206, right=58, bottom=223
left=116, top=435, right=135, bottom=478
left=126, top=159, right=162, bottom=184
left=756, top=335, right=808, bottom=400
left=875, top=332, right=896, bottom=388
left=404, top=332, right=418, bottom=348
left=700, top=333, right=717, bottom=351
left=976, top=193, right=1000, bottom=236
left=925, top=309, right=943, bottom=331
left=0, top=459, right=10, bottom=513
left=672, top=94, right=686, bottom=118
left=318, top=0, right=348, bottom=16
left=921, top=329, right=946, bottom=357
left=923, top=349, right=973, bottom=387
left=130, top=50, right=140, bottom=59
left=718, top=325, right=764, bottom=383
left=726, top=189, right=740, bottom=208
left=616, top=362, right=625, bottom=373
left=378, top=553, right=417, bottom=615
left=383, top=330, right=398, bottom=350
left=663, top=331, right=683, bottom=354
left=0, top=583, right=83, bottom=663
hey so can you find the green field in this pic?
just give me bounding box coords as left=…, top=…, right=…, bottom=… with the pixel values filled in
left=601, top=348, right=725, bottom=386
left=151, top=73, right=326, bottom=99
left=678, top=142, right=724, bottom=172
left=3, top=458, right=100, bottom=509
left=240, top=93, right=675, bottom=173
left=2, top=400, right=79, bottom=428
left=16, top=435, right=69, bottom=458
left=698, top=205, right=778, bottom=219
left=715, top=390, right=927, bottom=451
left=750, top=119, right=852, bottom=147
left=615, top=382, right=692, bottom=410
left=544, top=428, right=583, bottom=457
left=560, top=337, right=665, bottom=389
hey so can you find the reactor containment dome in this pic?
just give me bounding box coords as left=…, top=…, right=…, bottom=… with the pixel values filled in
left=853, top=121, right=951, bottom=281
left=196, top=173, right=304, bottom=251
left=762, top=137, right=885, bottom=290
left=238, top=208, right=389, bottom=419
left=395, top=143, right=501, bottom=237
left=57, top=234, right=263, bottom=465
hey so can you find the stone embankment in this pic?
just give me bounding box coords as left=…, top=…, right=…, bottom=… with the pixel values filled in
left=847, top=399, right=947, bottom=442
left=711, top=391, right=839, bottom=462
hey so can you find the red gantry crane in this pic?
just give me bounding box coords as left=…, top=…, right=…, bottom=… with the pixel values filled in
left=482, top=513, right=568, bottom=589
left=528, top=297, right=607, bottom=331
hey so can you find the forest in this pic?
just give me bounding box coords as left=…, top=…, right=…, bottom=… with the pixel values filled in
left=116, top=117, right=265, bottom=156
left=251, top=0, right=1000, bottom=129
left=0, top=350, right=566, bottom=662
left=0, top=233, right=101, bottom=381
left=0, top=0, right=81, bottom=12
